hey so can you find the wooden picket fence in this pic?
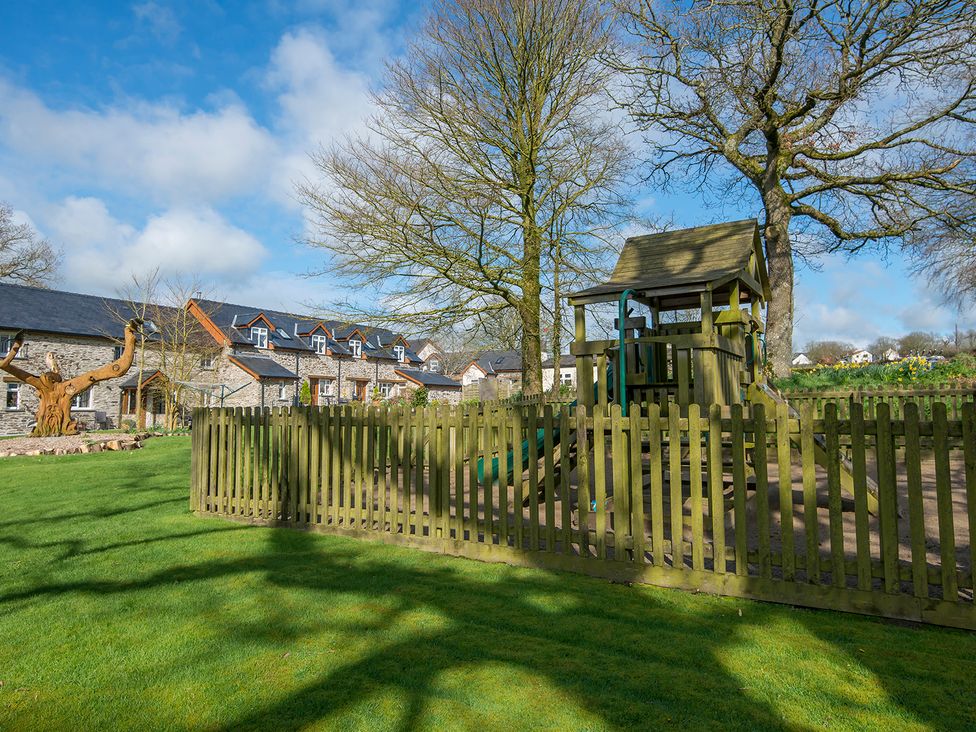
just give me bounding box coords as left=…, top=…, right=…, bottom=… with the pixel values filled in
left=781, top=384, right=976, bottom=420
left=190, top=400, right=976, bottom=630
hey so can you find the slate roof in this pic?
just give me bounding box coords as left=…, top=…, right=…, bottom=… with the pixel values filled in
left=119, top=369, right=165, bottom=389
left=542, top=354, right=576, bottom=368
left=569, top=219, right=769, bottom=304
left=394, top=368, right=461, bottom=389
left=470, top=350, right=522, bottom=374
left=0, top=282, right=166, bottom=339
left=228, top=354, right=299, bottom=380
left=194, top=298, right=422, bottom=364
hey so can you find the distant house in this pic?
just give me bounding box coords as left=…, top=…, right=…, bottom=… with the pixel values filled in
left=188, top=299, right=433, bottom=406
left=879, top=348, right=901, bottom=362
left=406, top=337, right=444, bottom=372
left=394, top=368, right=462, bottom=401
left=542, top=354, right=576, bottom=391
left=791, top=352, right=813, bottom=367
left=846, top=349, right=874, bottom=364
left=457, top=350, right=522, bottom=387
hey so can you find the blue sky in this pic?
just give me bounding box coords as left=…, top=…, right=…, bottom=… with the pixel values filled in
left=1, top=0, right=970, bottom=349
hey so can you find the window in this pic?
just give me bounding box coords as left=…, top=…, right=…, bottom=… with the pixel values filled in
left=427, top=359, right=440, bottom=373
left=72, top=388, right=92, bottom=410
left=311, top=334, right=327, bottom=354
left=317, top=379, right=335, bottom=399
left=0, top=335, right=26, bottom=360
left=560, top=371, right=574, bottom=386
left=379, top=382, right=394, bottom=398
left=5, top=383, right=20, bottom=410
left=348, top=339, right=362, bottom=357
left=393, top=345, right=405, bottom=362
left=277, top=383, right=288, bottom=401
left=113, top=345, right=124, bottom=361
left=199, top=355, right=215, bottom=370
left=251, top=326, right=268, bottom=349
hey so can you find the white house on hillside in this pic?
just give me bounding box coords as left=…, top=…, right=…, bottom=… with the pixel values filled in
left=847, top=349, right=874, bottom=364
left=791, top=352, right=812, bottom=367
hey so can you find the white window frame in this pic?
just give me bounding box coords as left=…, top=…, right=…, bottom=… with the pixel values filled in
left=5, top=382, right=20, bottom=410
left=251, top=326, right=269, bottom=349
left=277, top=383, right=288, bottom=401
left=379, top=382, right=394, bottom=398
left=71, top=388, right=93, bottom=410
left=427, top=359, right=440, bottom=373
left=560, top=370, right=574, bottom=386
left=0, top=334, right=27, bottom=360
left=113, top=345, right=124, bottom=361
left=311, top=334, right=328, bottom=355
left=317, top=379, right=335, bottom=399
left=199, top=355, right=215, bottom=370
left=348, top=339, right=362, bottom=358
left=393, top=345, right=405, bottom=362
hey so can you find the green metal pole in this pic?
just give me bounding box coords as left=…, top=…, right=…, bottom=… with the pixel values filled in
left=619, top=289, right=636, bottom=416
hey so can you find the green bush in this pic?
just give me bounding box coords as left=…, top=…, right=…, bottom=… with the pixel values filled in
left=411, top=387, right=430, bottom=407
left=298, top=380, right=312, bottom=406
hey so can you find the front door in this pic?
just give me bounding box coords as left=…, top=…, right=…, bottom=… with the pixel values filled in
left=354, top=381, right=368, bottom=402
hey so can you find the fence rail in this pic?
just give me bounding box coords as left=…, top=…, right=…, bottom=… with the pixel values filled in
left=780, top=384, right=976, bottom=420
left=191, top=400, right=976, bottom=630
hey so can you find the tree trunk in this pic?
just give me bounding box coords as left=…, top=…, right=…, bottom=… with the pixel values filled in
left=34, top=388, right=77, bottom=436
left=550, top=246, right=562, bottom=396
left=520, top=227, right=544, bottom=395
left=762, top=187, right=795, bottom=378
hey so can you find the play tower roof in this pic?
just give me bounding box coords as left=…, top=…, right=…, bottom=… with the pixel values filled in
left=568, top=219, right=769, bottom=309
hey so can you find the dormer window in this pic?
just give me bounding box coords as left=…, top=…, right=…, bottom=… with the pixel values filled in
left=393, top=345, right=405, bottom=362
left=349, top=339, right=362, bottom=358
left=311, top=334, right=327, bottom=355
left=428, top=359, right=440, bottom=372
left=251, top=326, right=268, bottom=349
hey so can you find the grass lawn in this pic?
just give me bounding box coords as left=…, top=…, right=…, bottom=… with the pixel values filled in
left=1, top=440, right=975, bottom=730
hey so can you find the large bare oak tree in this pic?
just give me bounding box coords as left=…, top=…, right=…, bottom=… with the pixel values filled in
left=615, top=0, right=976, bottom=375
left=299, top=0, right=629, bottom=393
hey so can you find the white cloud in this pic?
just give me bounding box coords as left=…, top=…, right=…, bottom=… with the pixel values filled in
left=212, top=270, right=344, bottom=315
left=133, top=1, right=182, bottom=43
left=0, top=79, right=276, bottom=205
left=47, top=197, right=267, bottom=294
left=263, top=27, right=377, bottom=206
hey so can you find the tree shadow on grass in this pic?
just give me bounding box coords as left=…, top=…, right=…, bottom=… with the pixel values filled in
left=8, top=513, right=972, bottom=730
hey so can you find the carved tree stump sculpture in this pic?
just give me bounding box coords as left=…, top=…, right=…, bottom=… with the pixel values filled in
left=0, top=319, right=143, bottom=437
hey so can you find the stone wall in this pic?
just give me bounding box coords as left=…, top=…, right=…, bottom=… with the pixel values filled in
left=1, top=333, right=147, bottom=436
left=213, top=346, right=414, bottom=409
left=1, top=332, right=224, bottom=436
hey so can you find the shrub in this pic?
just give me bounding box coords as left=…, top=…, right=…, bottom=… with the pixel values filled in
left=298, top=380, right=312, bottom=406
left=411, top=387, right=430, bottom=407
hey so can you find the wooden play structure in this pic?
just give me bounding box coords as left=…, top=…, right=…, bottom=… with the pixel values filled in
left=569, top=219, right=768, bottom=415
left=561, top=218, right=878, bottom=511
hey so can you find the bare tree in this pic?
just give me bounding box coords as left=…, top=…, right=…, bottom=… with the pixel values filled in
left=615, top=0, right=976, bottom=376
left=299, top=0, right=630, bottom=394
left=0, top=202, right=60, bottom=287
left=805, top=339, right=854, bottom=365
left=108, top=269, right=161, bottom=427
left=148, top=280, right=221, bottom=430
